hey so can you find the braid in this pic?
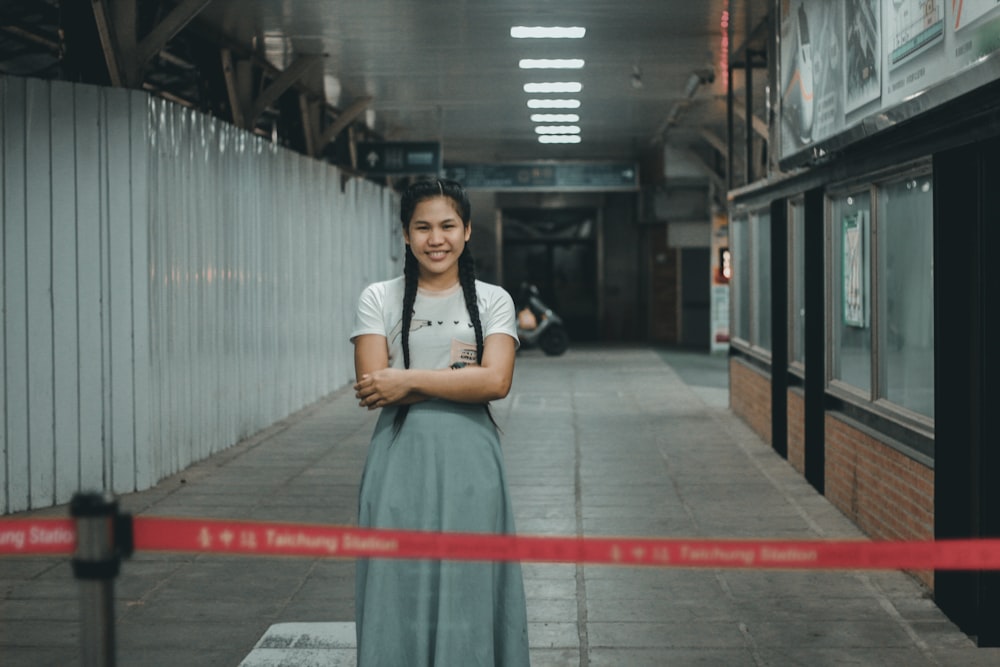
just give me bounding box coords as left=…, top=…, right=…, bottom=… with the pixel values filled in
left=458, top=251, right=484, bottom=364
left=393, top=247, right=420, bottom=436
left=400, top=247, right=419, bottom=369
left=458, top=248, right=500, bottom=430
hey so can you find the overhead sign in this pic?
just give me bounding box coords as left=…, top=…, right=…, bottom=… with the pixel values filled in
left=356, top=142, right=441, bottom=175
left=445, top=162, right=638, bottom=191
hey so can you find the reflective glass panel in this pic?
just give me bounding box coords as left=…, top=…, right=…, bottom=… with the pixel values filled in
left=877, top=176, right=934, bottom=418
left=731, top=215, right=751, bottom=342
left=751, top=210, right=772, bottom=351
left=830, top=191, right=872, bottom=394
left=790, top=201, right=806, bottom=365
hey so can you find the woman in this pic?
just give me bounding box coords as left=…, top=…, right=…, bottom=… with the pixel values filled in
left=350, top=179, right=531, bottom=666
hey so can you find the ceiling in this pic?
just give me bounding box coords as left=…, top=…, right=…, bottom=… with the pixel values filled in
left=1, top=0, right=771, bottom=176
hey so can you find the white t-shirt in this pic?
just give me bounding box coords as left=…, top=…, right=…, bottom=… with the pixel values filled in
left=350, top=276, right=519, bottom=370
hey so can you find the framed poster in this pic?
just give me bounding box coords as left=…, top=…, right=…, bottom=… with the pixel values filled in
left=845, top=0, right=882, bottom=113
left=842, top=210, right=869, bottom=327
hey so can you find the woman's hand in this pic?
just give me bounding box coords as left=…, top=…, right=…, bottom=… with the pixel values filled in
left=354, top=368, right=412, bottom=410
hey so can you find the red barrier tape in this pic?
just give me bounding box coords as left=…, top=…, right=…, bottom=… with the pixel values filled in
left=4, top=517, right=1000, bottom=570
left=0, top=519, right=76, bottom=555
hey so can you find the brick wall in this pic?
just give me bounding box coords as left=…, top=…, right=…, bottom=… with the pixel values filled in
left=729, top=357, right=771, bottom=445
left=825, top=413, right=934, bottom=588
left=787, top=388, right=805, bottom=474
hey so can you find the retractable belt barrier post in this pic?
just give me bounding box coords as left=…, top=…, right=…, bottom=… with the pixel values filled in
left=70, top=492, right=133, bottom=667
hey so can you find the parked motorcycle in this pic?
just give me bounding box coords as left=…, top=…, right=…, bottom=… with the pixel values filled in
left=515, top=283, right=569, bottom=356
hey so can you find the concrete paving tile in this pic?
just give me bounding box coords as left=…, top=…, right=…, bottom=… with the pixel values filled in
left=279, top=597, right=355, bottom=620
left=524, top=577, right=578, bottom=600
left=239, top=647, right=356, bottom=666
left=526, top=597, right=578, bottom=622
left=744, top=619, right=915, bottom=648
left=589, top=647, right=756, bottom=666
left=116, top=618, right=268, bottom=650
left=720, top=570, right=875, bottom=599
left=587, top=595, right=736, bottom=623
left=730, top=593, right=894, bottom=622
left=0, top=558, right=65, bottom=579
left=0, top=619, right=79, bottom=647
left=1, top=647, right=81, bottom=667
left=587, top=620, right=747, bottom=648
left=929, top=647, right=1000, bottom=665
left=755, top=646, right=935, bottom=666
left=528, top=621, right=579, bottom=649
left=119, top=647, right=247, bottom=666
left=521, top=562, right=576, bottom=580
left=526, top=647, right=579, bottom=666
left=0, top=597, right=78, bottom=621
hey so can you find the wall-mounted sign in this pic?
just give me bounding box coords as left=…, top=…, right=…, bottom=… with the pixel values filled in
left=779, top=0, right=1000, bottom=168
left=842, top=210, right=868, bottom=328
left=444, top=162, right=638, bottom=191
left=356, top=142, right=441, bottom=175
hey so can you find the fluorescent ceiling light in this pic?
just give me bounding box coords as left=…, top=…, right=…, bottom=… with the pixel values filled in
left=538, top=135, right=582, bottom=144
left=511, top=26, right=586, bottom=39
left=519, top=59, right=585, bottom=69
left=530, top=113, right=579, bottom=122
left=527, top=99, right=581, bottom=109
left=523, top=82, right=582, bottom=93
left=535, top=125, right=581, bottom=134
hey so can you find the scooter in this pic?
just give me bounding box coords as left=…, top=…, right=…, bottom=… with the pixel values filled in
left=515, top=283, right=569, bottom=356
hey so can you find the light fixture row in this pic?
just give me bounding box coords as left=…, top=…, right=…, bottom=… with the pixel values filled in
left=511, top=26, right=585, bottom=144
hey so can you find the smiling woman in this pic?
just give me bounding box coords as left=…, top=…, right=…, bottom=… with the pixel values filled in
left=349, top=179, right=530, bottom=666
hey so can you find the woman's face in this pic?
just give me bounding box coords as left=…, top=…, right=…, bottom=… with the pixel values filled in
left=404, top=196, right=471, bottom=284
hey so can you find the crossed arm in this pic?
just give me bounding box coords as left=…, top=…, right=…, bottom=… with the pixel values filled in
left=352, top=333, right=516, bottom=410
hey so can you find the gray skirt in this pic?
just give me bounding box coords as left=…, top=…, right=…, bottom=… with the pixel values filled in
left=355, top=400, right=531, bottom=667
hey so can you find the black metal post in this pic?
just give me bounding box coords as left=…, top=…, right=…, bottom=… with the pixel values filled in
left=71, top=493, right=123, bottom=667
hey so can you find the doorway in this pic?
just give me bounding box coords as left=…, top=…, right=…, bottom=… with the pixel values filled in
left=502, top=208, right=598, bottom=342
left=681, top=247, right=711, bottom=348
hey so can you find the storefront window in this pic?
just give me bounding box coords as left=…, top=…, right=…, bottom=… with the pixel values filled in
left=830, top=190, right=872, bottom=394
left=789, top=200, right=805, bottom=366
left=878, top=177, right=934, bottom=418
left=731, top=215, right=750, bottom=342
left=751, top=210, right=772, bottom=351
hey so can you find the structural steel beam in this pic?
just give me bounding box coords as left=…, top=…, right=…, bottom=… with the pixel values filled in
left=136, top=0, right=213, bottom=71
left=221, top=48, right=246, bottom=128
left=248, top=54, right=323, bottom=126
left=317, top=95, right=373, bottom=155
left=732, top=98, right=769, bottom=140
left=699, top=129, right=728, bottom=158
left=90, top=0, right=124, bottom=86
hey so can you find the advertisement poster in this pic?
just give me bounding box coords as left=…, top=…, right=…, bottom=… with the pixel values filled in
left=888, top=0, right=945, bottom=66
left=780, top=0, right=846, bottom=155
left=842, top=211, right=868, bottom=328
left=845, top=0, right=883, bottom=113
left=779, top=0, right=1000, bottom=165
left=710, top=213, right=730, bottom=352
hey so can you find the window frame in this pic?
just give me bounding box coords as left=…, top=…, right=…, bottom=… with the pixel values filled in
left=824, top=159, right=934, bottom=434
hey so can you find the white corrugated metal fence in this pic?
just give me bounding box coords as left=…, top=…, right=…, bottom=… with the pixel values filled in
left=1, top=75, right=400, bottom=514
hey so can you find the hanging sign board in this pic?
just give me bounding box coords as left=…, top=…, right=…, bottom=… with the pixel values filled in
left=357, top=142, right=442, bottom=175
left=445, top=162, right=638, bottom=191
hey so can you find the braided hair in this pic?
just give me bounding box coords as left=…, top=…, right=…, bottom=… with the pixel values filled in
left=393, top=179, right=491, bottom=435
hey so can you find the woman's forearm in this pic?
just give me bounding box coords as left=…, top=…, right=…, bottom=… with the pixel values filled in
left=405, top=366, right=511, bottom=403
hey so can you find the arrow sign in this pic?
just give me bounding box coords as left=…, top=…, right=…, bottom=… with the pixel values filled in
left=356, top=142, right=441, bottom=175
